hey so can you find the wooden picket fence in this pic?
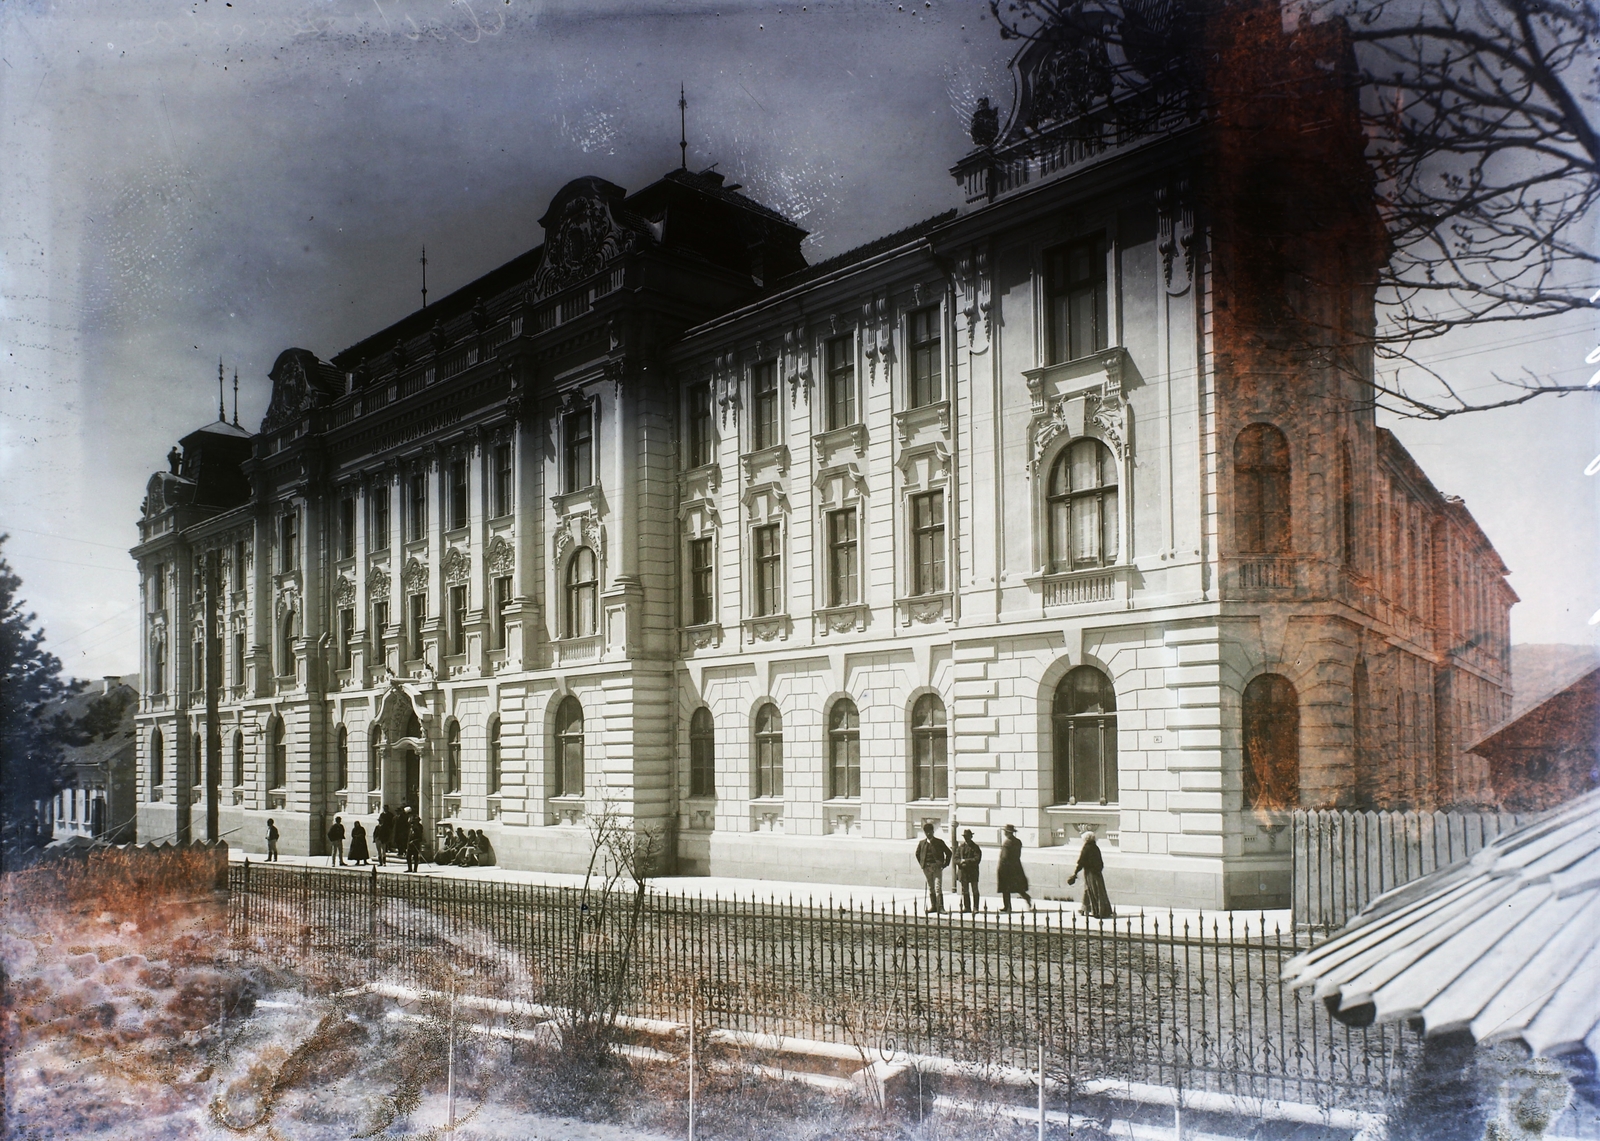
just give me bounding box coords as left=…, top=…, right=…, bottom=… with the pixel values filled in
left=1291, top=808, right=1526, bottom=931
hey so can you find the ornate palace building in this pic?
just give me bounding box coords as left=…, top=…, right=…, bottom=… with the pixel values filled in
left=132, top=0, right=1514, bottom=907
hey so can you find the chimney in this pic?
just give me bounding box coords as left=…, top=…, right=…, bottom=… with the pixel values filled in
left=102, top=676, right=122, bottom=694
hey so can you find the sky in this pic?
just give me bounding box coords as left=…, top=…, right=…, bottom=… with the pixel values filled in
left=1, top=0, right=1596, bottom=681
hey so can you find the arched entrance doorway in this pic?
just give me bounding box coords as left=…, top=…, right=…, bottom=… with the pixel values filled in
left=374, top=683, right=427, bottom=824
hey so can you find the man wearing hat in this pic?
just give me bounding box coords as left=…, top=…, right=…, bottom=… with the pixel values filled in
left=914, top=820, right=952, bottom=913
left=953, top=828, right=983, bottom=912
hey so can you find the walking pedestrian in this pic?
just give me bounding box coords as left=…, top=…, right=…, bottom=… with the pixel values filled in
left=954, top=828, right=983, bottom=912
left=375, top=805, right=392, bottom=867
left=266, top=818, right=280, bottom=862
left=996, top=823, right=1034, bottom=912
left=405, top=812, right=423, bottom=873
left=914, top=821, right=952, bottom=913
left=327, top=815, right=346, bottom=867
left=1067, top=829, right=1115, bottom=919
left=347, top=820, right=370, bottom=865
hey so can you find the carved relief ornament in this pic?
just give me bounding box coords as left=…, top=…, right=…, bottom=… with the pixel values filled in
left=368, top=565, right=391, bottom=603
left=485, top=535, right=514, bottom=575
left=334, top=576, right=356, bottom=606
left=782, top=323, right=812, bottom=406
left=443, top=546, right=472, bottom=585
left=553, top=513, right=604, bottom=563
left=402, top=558, right=428, bottom=595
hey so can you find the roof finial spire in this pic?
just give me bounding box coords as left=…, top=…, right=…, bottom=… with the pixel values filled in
left=232, top=369, right=240, bottom=428
left=679, top=83, right=688, bottom=171
left=420, top=246, right=429, bottom=309
left=218, top=357, right=226, bottom=422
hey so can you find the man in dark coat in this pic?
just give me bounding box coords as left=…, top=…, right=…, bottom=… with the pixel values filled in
left=996, top=823, right=1034, bottom=912
left=266, top=818, right=280, bottom=862
left=327, top=816, right=346, bottom=867
left=375, top=805, right=393, bottom=866
left=404, top=809, right=424, bottom=873
left=1067, top=830, right=1115, bottom=919
left=914, top=821, right=952, bottom=913
left=954, top=828, right=983, bottom=912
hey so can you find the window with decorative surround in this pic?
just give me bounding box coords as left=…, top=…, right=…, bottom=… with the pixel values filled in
left=1051, top=666, right=1117, bottom=806
left=688, top=537, right=715, bottom=626
left=448, top=585, right=468, bottom=655
left=753, top=703, right=783, bottom=798
left=448, top=458, right=469, bottom=530
left=408, top=473, right=427, bottom=541
left=566, top=548, right=598, bottom=637
left=752, top=524, right=782, bottom=617
left=827, top=509, right=859, bottom=607
left=564, top=407, right=594, bottom=493
left=492, top=442, right=514, bottom=518
left=828, top=699, right=861, bottom=799
left=1047, top=438, right=1119, bottom=571
left=825, top=335, right=856, bottom=430
left=371, top=485, right=391, bottom=552
left=339, top=497, right=357, bottom=559
left=911, top=491, right=946, bottom=596
left=689, top=707, right=715, bottom=798
left=555, top=696, right=584, bottom=798
left=911, top=694, right=948, bottom=801
left=1234, top=423, right=1291, bottom=554
left=687, top=384, right=715, bottom=468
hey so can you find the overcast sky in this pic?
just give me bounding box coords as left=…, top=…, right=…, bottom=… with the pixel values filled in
left=1, top=0, right=1595, bottom=680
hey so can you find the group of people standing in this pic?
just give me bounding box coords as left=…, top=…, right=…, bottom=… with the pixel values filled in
left=374, top=805, right=428, bottom=872
left=915, top=821, right=1115, bottom=918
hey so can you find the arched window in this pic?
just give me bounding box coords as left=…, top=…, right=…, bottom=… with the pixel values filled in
left=487, top=719, right=502, bottom=795
left=151, top=729, right=165, bottom=788
left=445, top=719, right=461, bottom=793
left=1234, top=424, right=1291, bottom=554
left=753, top=704, right=783, bottom=798
left=1052, top=666, right=1118, bottom=805
left=279, top=611, right=297, bottom=677
left=1047, top=438, right=1119, bottom=572
left=566, top=548, right=598, bottom=637
left=828, top=699, right=861, bottom=799
left=554, top=697, right=584, bottom=798
left=231, top=730, right=244, bottom=788
left=336, top=725, right=350, bottom=791
left=1243, top=674, right=1299, bottom=809
left=689, top=707, right=715, bottom=798
left=911, top=694, right=948, bottom=801
left=269, top=717, right=287, bottom=789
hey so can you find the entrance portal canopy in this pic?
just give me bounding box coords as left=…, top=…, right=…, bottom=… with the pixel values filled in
left=1282, top=790, right=1600, bottom=1063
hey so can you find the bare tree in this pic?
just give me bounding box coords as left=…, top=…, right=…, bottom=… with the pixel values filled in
left=986, top=0, right=1599, bottom=418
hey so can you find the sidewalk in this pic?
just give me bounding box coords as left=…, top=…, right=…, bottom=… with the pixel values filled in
left=233, top=848, right=1295, bottom=938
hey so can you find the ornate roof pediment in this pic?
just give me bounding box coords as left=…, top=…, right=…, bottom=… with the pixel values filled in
left=531, top=177, right=640, bottom=301
left=262, top=348, right=342, bottom=434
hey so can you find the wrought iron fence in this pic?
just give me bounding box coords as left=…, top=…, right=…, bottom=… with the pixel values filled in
left=1292, top=808, right=1527, bottom=931
left=230, top=862, right=1416, bottom=1111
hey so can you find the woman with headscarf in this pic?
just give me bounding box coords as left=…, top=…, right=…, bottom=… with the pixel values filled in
left=1067, top=830, right=1115, bottom=919
left=995, top=824, right=1034, bottom=912
left=347, top=819, right=370, bottom=866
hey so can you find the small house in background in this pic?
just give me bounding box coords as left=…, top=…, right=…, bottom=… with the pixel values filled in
left=44, top=677, right=140, bottom=845
left=1470, top=663, right=1600, bottom=813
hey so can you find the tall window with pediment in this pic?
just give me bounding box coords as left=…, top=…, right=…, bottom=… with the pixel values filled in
left=1046, top=235, right=1108, bottom=364
left=1234, top=423, right=1291, bottom=554
left=908, top=307, right=942, bottom=408
left=1052, top=666, right=1118, bottom=805
left=1048, top=438, right=1119, bottom=571
left=825, top=335, right=856, bottom=430
left=566, top=548, right=598, bottom=637
left=554, top=696, right=584, bottom=798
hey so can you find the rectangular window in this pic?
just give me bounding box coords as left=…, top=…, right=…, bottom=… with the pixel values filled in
left=688, top=537, right=714, bottom=626
left=448, top=458, right=469, bottom=530
left=280, top=512, right=298, bottom=573
left=687, top=385, right=714, bottom=468
left=753, top=524, right=782, bottom=617
left=912, top=491, right=946, bottom=595
left=232, top=542, right=246, bottom=591
left=372, top=600, right=389, bottom=666
left=564, top=407, right=594, bottom=492
left=689, top=725, right=715, bottom=798
left=152, top=642, right=166, bottom=695
left=339, top=497, right=356, bottom=560
left=408, top=593, right=426, bottom=661
left=153, top=564, right=166, bottom=610
left=493, top=575, right=513, bottom=649
left=908, top=306, right=942, bottom=408
left=752, top=362, right=780, bottom=450
left=371, top=485, right=391, bottom=552
left=1046, top=235, right=1108, bottom=364
left=233, top=630, right=245, bottom=686
left=827, top=509, right=858, bottom=607
left=449, top=585, right=468, bottom=655
left=492, top=443, right=513, bottom=517
left=408, top=474, right=427, bottom=541
left=825, top=335, right=856, bottom=430
left=339, top=607, right=355, bottom=669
